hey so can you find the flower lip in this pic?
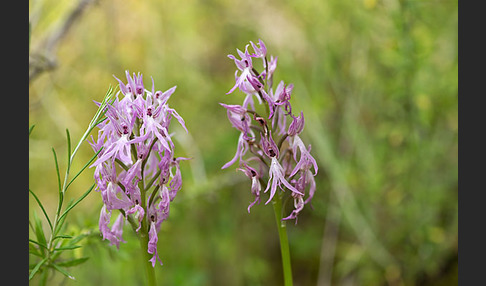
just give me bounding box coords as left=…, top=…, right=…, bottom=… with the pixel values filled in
left=269, top=149, right=276, bottom=157
left=136, top=86, right=144, bottom=95
left=122, top=124, right=129, bottom=135
left=261, top=133, right=279, bottom=159
left=247, top=74, right=263, bottom=91
left=287, top=111, right=305, bottom=136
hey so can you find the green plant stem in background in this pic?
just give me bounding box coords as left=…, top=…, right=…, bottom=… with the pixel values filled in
left=272, top=193, right=293, bottom=286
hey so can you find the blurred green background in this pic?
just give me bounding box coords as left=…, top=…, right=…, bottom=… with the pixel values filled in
left=29, top=0, right=457, bottom=285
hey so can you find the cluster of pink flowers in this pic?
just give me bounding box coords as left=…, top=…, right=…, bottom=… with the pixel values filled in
left=89, top=71, right=188, bottom=266
left=221, top=40, right=318, bottom=223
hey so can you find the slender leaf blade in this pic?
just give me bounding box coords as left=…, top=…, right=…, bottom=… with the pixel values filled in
left=29, top=242, right=43, bottom=258
left=29, top=124, right=35, bottom=136
left=56, top=257, right=89, bottom=267
left=54, top=245, right=82, bottom=251
left=66, top=129, right=72, bottom=165
left=58, top=183, right=95, bottom=222
left=29, top=189, right=53, bottom=230
left=29, top=257, right=47, bottom=280
left=51, top=263, right=76, bottom=280
left=33, top=212, right=47, bottom=255
left=53, top=235, right=73, bottom=241
left=29, top=238, right=47, bottom=250
left=52, top=148, right=62, bottom=194
left=66, top=147, right=103, bottom=189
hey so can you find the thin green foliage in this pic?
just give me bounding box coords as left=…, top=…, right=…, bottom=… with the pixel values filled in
left=56, top=257, right=90, bottom=267
left=65, top=148, right=103, bottom=190
left=29, top=239, right=48, bottom=251
left=51, top=263, right=76, bottom=280
left=29, top=257, right=48, bottom=280
left=53, top=235, right=74, bottom=241
left=54, top=245, right=83, bottom=251
left=29, top=189, right=53, bottom=230
left=32, top=212, right=47, bottom=255
left=29, top=86, right=116, bottom=282
left=66, top=129, right=72, bottom=167
left=30, top=241, right=44, bottom=257
left=58, top=183, right=95, bottom=223
left=29, top=124, right=35, bottom=136
left=51, top=148, right=62, bottom=195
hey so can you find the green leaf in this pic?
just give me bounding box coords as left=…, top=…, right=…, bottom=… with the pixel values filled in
left=56, top=257, right=89, bottom=267
left=33, top=212, right=47, bottom=256
left=29, top=124, right=35, bottom=136
left=51, top=263, right=76, bottom=280
left=58, top=183, right=95, bottom=223
left=29, top=238, right=48, bottom=250
left=53, top=235, right=73, bottom=241
left=39, top=268, right=49, bottom=286
left=29, top=189, right=53, bottom=231
left=29, top=242, right=43, bottom=258
left=52, top=148, right=62, bottom=195
left=54, top=245, right=82, bottom=251
left=66, top=148, right=103, bottom=189
left=53, top=208, right=69, bottom=238
left=88, top=85, right=114, bottom=128
left=29, top=262, right=40, bottom=270
left=29, top=257, right=47, bottom=280
left=66, top=129, right=72, bottom=165
left=69, top=232, right=90, bottom=245
left=95, top=116, right=108, bottom=127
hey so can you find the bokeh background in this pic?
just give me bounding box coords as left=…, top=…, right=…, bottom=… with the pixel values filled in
left=29, top=0, right=458, bottom=285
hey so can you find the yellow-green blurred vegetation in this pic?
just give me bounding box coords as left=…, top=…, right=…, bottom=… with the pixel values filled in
left=29, top=0, right=457, bottom=285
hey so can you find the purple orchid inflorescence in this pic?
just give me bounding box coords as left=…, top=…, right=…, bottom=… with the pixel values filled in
left=89, top=70, right=188, bottom=267
left=222, top=40, right=318, bottom=223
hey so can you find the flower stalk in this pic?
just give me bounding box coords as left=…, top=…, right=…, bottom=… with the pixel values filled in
left=89, top=71, right=190, bottom=281
left=272, top=193, right=293, bottom=286
left=139, top=229, right=157, bottom=286
left=221, top=39, right=318, bottom=284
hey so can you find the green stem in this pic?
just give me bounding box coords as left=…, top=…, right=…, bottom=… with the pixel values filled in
left=132, top=131, right=158, bottom=286
left=272, top=193, right=293, bottom=286
left=139, top=231, right=156, bottom=286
